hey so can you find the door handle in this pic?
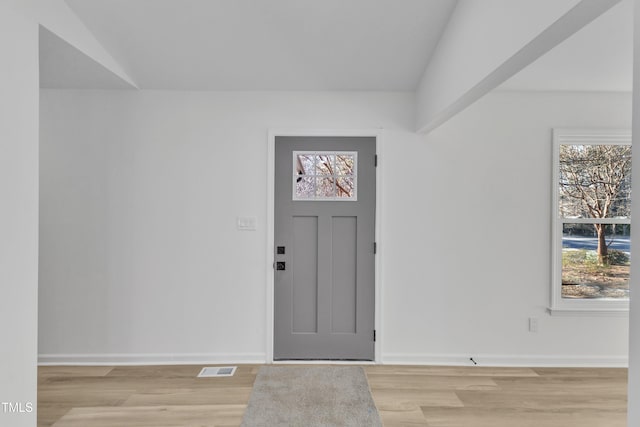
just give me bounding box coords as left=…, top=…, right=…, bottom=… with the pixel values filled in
left=276, top=262, right=286, bottom=271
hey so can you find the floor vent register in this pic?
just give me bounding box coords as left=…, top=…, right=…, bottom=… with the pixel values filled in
left=197, top=366, right=237, bottom=377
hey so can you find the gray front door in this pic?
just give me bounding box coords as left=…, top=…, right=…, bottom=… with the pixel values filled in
left=274, top=136, right=376, bottom=360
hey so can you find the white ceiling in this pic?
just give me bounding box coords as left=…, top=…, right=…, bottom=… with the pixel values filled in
left=499, top=0, right=632, bottom=92
left=41, top=0, right=632, bottom=92
left=58, top=0, right=457, bottom=91
left=40, top=27, right=133, bottom=89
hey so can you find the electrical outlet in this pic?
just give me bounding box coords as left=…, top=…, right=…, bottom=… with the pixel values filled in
left=529, top=317, right=538, bottom=333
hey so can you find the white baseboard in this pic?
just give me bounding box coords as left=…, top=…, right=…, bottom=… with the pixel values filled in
left=38, top=352, right=267, bottom=366
left=39, top=352, right=629, bottom=368
left=381, top=353, right=629, bottom=368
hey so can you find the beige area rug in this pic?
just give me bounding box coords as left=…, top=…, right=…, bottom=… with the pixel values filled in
left=241, top=366, right=382, bottom=427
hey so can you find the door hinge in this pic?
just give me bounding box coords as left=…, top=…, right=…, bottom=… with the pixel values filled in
left=374, top=154, right=378, bottom=167
left=373, top=330, right=377, bottom=342
left=374, top=242, right=377, bottom=254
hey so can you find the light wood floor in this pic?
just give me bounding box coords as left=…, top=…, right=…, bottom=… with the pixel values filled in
left=38, top=364, right=627, bottom=426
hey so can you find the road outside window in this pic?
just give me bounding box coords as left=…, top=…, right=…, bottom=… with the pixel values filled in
left=551, top=129, right=631, bottom=313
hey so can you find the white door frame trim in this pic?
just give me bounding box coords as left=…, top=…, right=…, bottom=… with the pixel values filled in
left=266, top=129, right=383, bottom=363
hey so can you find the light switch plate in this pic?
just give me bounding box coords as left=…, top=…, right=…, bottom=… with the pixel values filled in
left=237, top=216, right=257, bottom=231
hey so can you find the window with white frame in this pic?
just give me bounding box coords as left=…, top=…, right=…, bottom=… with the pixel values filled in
left=293, top=151, right=357, bottom=201
left=551, top=129, right=631, bottom=314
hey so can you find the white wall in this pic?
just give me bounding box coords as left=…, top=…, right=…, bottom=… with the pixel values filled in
left=38, top=90, right=414, bottom=363
left=628, top=0, right=640, bottom=424
left=0, top=4, right=39, bottom=427
left=39, top=89, right=631, bottom=366
left=384, top=90, right=631, bottom=365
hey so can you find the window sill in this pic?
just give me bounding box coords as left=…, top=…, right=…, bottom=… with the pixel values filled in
left=547, top=306, right=629, bottom=317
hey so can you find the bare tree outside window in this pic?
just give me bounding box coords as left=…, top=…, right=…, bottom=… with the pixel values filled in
left=558, top=143, right=631, bottom=299
left=293, top=152, right=356, bottom=200
left=559, top=144, right=631, bottom=264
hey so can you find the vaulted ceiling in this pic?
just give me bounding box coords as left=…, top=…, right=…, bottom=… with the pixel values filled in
left=499, top=0, right=632, bottom=92
left=43, top=0, right=457, bottom=90
left=39, top=0, right=632, bottom=92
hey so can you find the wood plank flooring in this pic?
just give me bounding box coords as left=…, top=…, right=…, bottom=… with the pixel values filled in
left=38, top=364, right=627, bottom=426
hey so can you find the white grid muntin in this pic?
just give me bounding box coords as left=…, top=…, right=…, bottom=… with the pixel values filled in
left=292, top=151, right=358, bottom=201
left=549, top=128, right=631, bottom=314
